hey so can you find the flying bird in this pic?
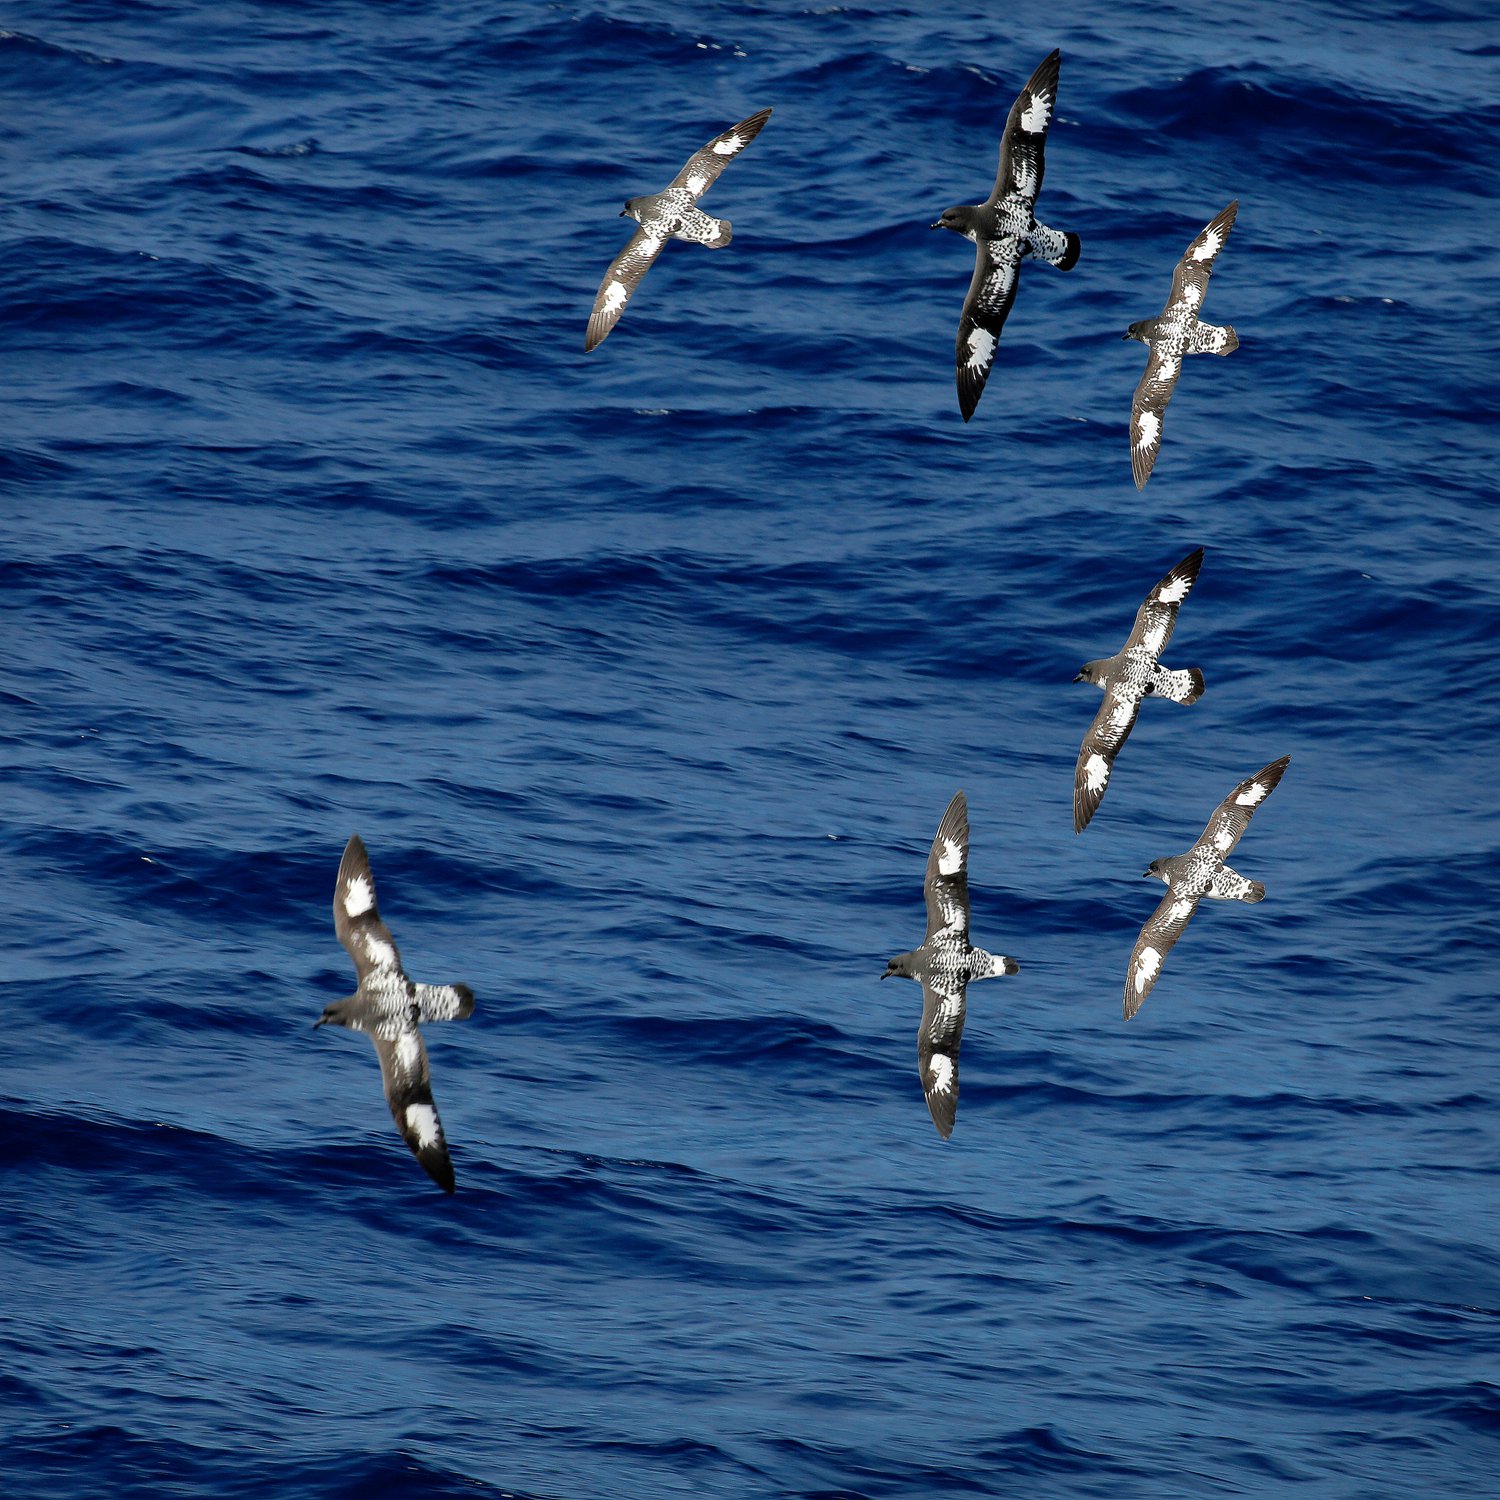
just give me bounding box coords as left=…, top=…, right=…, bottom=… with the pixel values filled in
left=316, top=834, right=475, bottom=1192
left=585, top=106, right=772, bottom=352
left=932, top=49, right=1081, bottom=421
left=1124, top=755, right=1290, bottom=1020
left=882, top=791, right=1019, bottom=1139
left=1124, top=200, right=1240, bottom=487
left=1073, top=547, right=1207, bottom=833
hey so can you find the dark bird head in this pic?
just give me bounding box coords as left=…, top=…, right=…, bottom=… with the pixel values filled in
left=1143, top=858, right=1171, bottom=884
left=314, top=995, right=362, bottom=1031
left=621, top=197, right=646, bottom=223
left=1073, top=658, right=1108, bottom=685
left=1122, top=320, right=1152, bottom=344
left=931, top=205, right=977, bottom=237
left=882, top=952, right=917, bottom=981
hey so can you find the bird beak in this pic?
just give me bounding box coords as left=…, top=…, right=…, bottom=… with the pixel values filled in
left=619, top=208, right=628, bottom=218
left=1120, top=331, right=1132, bottom=341
left=1072, top=670, right=1085, bottom=682
left=1141, top=870, right=1152, bottom=879
left=929, top=220, right=943, bottom=230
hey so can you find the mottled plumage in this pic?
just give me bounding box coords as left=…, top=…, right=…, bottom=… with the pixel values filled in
left=316, top=835, right=474, bottom=1192
left=1073, top=548, right=1207, bottom=833
left=1124, top=755, right=1290, bottom=1020
left=1125, top=201, right=1240, bottom=487
left=932, top=49, right=1081, bottom=421
left=585, top=107, right=772, bottom=352
left=882, top=791, right=1019, bottom=1139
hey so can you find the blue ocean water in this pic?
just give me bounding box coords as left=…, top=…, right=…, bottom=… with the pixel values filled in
left=3, top=1, right=1498, bottom=1495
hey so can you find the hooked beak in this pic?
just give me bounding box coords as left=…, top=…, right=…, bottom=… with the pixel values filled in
left=1120, top=331, right=1132, bottom=341
left=929, top=220, right=943, bottom=230
left=1072, top=670, right=1086, bottom=682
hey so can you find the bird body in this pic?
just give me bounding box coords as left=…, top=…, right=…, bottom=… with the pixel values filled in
left=883, top=791, right=1018, bottom=1139
left=586, top=107, right=772, bottom=351
left=1124, top=755, right=1290, bottom=1020
left=317, top=835, right=474, bottom=1193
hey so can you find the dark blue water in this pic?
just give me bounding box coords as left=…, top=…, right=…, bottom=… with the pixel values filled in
left=3, top=2, right=1497, bottom=1496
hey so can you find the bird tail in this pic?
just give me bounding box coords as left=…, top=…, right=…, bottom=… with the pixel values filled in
left=1153, top=665, right=1206, bottom=705
left=968, top=948, right=1020, bottom=979
left=1028, top=222, right=1080, bottom=270
left=1192, top=321, right=1238, bottom=356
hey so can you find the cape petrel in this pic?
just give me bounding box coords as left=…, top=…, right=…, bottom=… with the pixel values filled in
left=1124, top=754, right=1289, bottom=1020
left=1073, top=547, right=1207, bottom=833
left=1125, top=200, right=1240, bottom=487
left=882, top=791, right=1019, bottom=1139
left=932, top=49, right=1081, bottom=421
left=585, top=106, right=773, bottom=352
left=316, top=834, right=474, bottom=1193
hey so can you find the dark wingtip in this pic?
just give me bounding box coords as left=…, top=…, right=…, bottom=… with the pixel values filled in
left=1057, top=232, right=1081, bottom=272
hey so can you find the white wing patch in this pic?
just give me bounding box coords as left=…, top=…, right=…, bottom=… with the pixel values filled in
left=937, top=837, right=964, bottom=876
left=1020, top=93, right=1052, bottom=133
left=965, top=326, right=996, bottom=371
left=1192, top=228, right=1223, bottom=262
left=396, top=1031, right=422, bottom=1075
left=1158, top=575, right=1192, bottom=604
left=712, top=134, right=741, bottom=155
left=365, top=937, right=398, bottom=971
left=601, top=281, right=627, bottom=314
left=685, top=173, right=707, bottom=195
left=1182, top=283, right=1203, bottom=311
left=1133, top=945, right=1162, bottom=993
left=1084, top=753, right=1108, bottom=792
left=404, top=1103, right=440, bottom=1149
left=344, top=876, right=374, bottom=917
left=1236, top=781, right=1269, bottom=807
left=1134, top=410, right=1160, bottom=451
left=928, top=1055, right=955, bottom=1095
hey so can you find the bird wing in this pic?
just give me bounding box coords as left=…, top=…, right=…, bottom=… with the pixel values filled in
left=1123, top=547, right=1206, bottom=656
left=585, top=225, right=669, bottom=352
left=1166, top=200, right=1238, bottom=318
left=1196, top=755, right=1290, bottom=859
left=333, top=835, right=405, bottom=983
left=1073, top=681, right=1142, bottom=833
left=1124, top=887, right=1200, bottom=1020
left=1129, top=341, right=1182, bottom=489
left=955, top=243, right=1021, bottom=421
left=990, top=48, right=1061, bottom=206
left=667, top=106, right=773, bottom=199
left=373, top=1025, right=456, bottom=1193
left=923, top=789, right=971, bottom=945
left=917, top=976, right=967, bottom=1140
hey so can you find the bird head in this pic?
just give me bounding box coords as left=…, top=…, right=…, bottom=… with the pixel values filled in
left=1143, top=859, right=1170, bottom=884
left=882, top=953, right=914, bottom=981
left=1122, top=320, right=1151, bottom=344
left=931, top=206, right=972, bottom=235
left=1073, top=659, right=1106, bottom=685
left=314, top=996, right=361, bottom=1031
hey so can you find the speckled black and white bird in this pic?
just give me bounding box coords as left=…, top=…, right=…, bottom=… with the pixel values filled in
left=316, top=834, right=474, bottom=1193
left=932, top=49, right=1080, bottom=421
left=1073, top=547, right=1207, bottom=834
left=585, top=106, right=772, bottom=352
left=1124, top=755, right=1289, bottom=1021
left=882, top=791, right=1019, bottom=1139
left=1124, top=200, right=1240, bottom=487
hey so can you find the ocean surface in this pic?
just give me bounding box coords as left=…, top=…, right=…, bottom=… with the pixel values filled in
left=3, top=2, right=1497, bottom=1496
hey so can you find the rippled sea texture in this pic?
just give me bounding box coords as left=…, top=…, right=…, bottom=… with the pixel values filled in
left=3, top=2, right=1498, bottom=1496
